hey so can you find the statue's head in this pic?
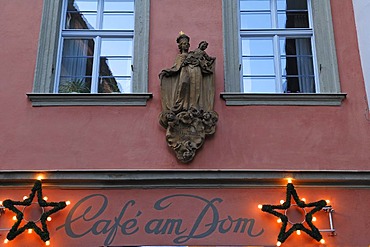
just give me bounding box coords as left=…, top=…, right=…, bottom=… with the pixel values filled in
left=198, top=41, right=208, bottom=50
left=176, top=32, right=190, bottom=52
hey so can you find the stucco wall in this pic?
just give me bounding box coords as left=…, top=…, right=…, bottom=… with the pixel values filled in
left=0, top=0, right=369, bottom=170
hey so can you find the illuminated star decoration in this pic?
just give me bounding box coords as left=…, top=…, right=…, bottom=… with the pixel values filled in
left=2, top=180, right=67, bottom=244
left=260, top=183, right=327, bottom=245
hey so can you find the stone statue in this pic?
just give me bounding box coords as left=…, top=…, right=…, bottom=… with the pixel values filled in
left=159, top=33, right=218, bottom=163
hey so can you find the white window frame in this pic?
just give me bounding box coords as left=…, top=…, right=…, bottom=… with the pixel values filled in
left=221, top=0, right=346, bottom=106
left=28, top=0, right=152, bottom=106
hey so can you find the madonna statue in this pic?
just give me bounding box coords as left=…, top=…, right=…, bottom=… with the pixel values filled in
left=159, top=33, right=218, bottom=163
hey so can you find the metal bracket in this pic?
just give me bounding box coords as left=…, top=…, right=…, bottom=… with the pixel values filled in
left=319, top=206, right=336, bottom=236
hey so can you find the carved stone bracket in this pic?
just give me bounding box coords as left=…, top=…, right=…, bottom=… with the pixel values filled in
left=159, top=108, right=218, bottom=163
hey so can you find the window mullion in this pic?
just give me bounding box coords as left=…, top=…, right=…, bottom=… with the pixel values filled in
left=271, top=0, right=277, bottom=29
left=273, top=35, right=283, bottom=93
left=91, top=36, right=101, bottom=93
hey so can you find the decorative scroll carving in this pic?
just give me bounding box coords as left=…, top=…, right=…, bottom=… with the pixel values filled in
left=159, top=33, right=218, bottom=163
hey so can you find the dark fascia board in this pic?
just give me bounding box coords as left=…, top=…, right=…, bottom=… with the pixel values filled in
left=27, top=93, right=153, bottom=106
left=220, top=93, right=347, bottom=106
left=0, top=170, right=368, bottom=189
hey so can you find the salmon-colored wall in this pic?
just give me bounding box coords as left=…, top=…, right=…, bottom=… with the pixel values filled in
left=0, top=0, right=369, bottom=170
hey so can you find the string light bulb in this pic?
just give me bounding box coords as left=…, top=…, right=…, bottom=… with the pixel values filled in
left=45, top=240, right=50, bottom=246
left=3, top=239, right=8, bottom=244
left=301, top=198, right=306, bottom=202
left=43, top=196, right=48, bottom=201
left=28, top=229, right=33, bottom=234
left=12, top=216, right=17, bottom=221
left=47, top=217, right=52, bottom=222
left=276, top=241, right=282, bottom=246
left=287, top=178, right=293, bottom=183
left=277, top=218, right=282, bottom=223
left=280, top=200, right=285, bottom=204
left=312, top=216, right=317, bottom=222
left=23, top=196, right=28, bottom=200
left=296, top=230, right=301, bottom=235
left=326, top=200, right=330, bottom=204
left=258, top=204, right=263, bottom=209
left=320, top=239, right=325, bottom=244
left=37, top=175, right=43, bottom=181
left=66, top=201, right=71, bottom=206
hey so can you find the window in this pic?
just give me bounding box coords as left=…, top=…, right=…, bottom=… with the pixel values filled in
left=221, top=0, right=346, bottom=105
left=28, top=0, right=151, bottom=106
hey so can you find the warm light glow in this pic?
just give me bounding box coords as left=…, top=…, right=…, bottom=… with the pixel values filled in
left=37, top=175, right=43, bottom=181
left=276, top=241, right=282, bottom=246
left=28, top=229, right=33, bottom=234
left=296, top=230, right=301, bottom=235
left=258, top=204, right=263, bottom=209
left=23, top=196, right=28, bottom=200
left=4, top=239, right=8, bottom=244
left=301, top=198, right=306, bottom=202
left=47, top=217, right=52, bottom=222
left=326, top=200, right=330, bottom=204
left=312, top=216, right=317, bottom=222
left=277, top=218, right=282, bottom=223
left=287, top=178, right=293, bottom=183
left=0, top=201, right=2, bottom=206
left=320, top=239, right=325, bottom=244
left=66, top=201, right=71, bottom=205
left=12, top=216, right=17, bottom=221
left=45, top=240, right=50, bottom=246
left=280, top=200, right=285, bottom=204
left=43, top=196, right=48, bottom=201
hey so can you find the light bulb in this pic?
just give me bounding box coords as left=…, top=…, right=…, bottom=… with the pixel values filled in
left=66, top=201, right=71, bottom=205
left=320, top=239, right=325, bottom=244
left=258, top=204, right=263, bottom=209
left=12, top=216, right=17, bottom=221
left=277, top=241, right=282, bottom=246
left=277, top=218, right=282, bottom=223
left=23, top=196, right=28, bottom=200
left=287, top=178, right=293, bottom=183
left=47, top=217, right=52, bottom=222
left=45, top=240, right=50, bottom=246
left=312, top=216, right=317, bottom=222
left=326, top=200, right=330, bottom=204
left=301, top=198, right=306, bottom=202
left=280, top=200, right=285, bottom=204
left=296, top=230, right=301, bottom=235
left=43, top=196, right=48, bottom=201
left=28, top=229, right=33, bottom=234
left=37, top=175, right=43, bottom=181
left=4, top=239, right=9, bottom=244
left=0, top=201, right=2, bottom=206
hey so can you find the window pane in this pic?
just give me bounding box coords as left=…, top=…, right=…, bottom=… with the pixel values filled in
left=102, top=13, right=134, bottom=30
left=99, top=77, right=131, bottom=93
left=278, top=11, right=309, bottom=28
left=66, top=0, right=98, bottom=29
left=280, top=38, right=312, bottom=56
left=283, top=76, right=315, bottom=93
left=242, top=57, right=275, bottom=76
left=240, top=0, right=270, bottom=11
left=101, top=39, right=133, bottom=56
left=100, top=57, right=132, bottom=77
left=242, top=38, right=273, bottom=56
left=281, top=56, right=314, bottom=76
left=59, top=77, right=92, bottom=93
left=68, top=0, right=98, bottom=11
left=277, top=0, right=308, bottom=11
left=60, top=39, right=94, bottom=81
left=240, top=12, right=271, bottom=29
left=104, top=0, right=134, bottom=11
left=243, top=77, right=276, bottom=93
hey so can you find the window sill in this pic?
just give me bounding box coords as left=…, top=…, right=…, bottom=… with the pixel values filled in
left=27, top=93, right=153, bottom=106
left=220, top=93, right=347, bottom=106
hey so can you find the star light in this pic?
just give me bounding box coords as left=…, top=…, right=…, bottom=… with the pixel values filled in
left=260, top=183, right=327, bottom=245
left=2, top=180, right=68, bottom=244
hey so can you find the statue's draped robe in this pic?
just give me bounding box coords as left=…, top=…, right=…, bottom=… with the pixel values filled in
left=160, top=52, right=215, bottom=114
